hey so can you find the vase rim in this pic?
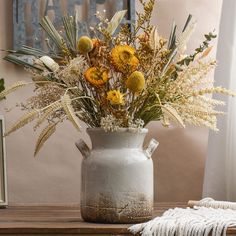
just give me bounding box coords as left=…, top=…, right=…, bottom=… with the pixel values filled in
left=86, top=127, right=148, bottom=134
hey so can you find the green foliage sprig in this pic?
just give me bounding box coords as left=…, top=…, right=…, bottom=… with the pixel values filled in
left=178, top=32, right=217, bottom=66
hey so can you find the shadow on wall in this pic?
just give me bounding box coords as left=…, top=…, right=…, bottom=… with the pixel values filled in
left=146, top=122, right=208, bottom=202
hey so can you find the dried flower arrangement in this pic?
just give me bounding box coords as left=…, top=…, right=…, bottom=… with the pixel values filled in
left=0, top=0, right=235, bottom=155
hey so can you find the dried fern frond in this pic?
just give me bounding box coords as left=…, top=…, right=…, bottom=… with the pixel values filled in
left=5, top=109, right=39, bottom=136
left=0, top=81, right=29, bottom=99
left=161, top=104, right=185, bottom=128
left=34, top=101, right=62, bottom=129
left=34, top=122, right=57, bottom=156
left=61, top=94, right=81, bottom=131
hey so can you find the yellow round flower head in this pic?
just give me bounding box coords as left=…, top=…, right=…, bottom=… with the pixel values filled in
left=111, top=45, right=139, bottom=73
left=107, top=90, right=124, bottom=105
left=84, top=67, right=109, bottom=86
left=126, top=71, right=145, bottom=93
left=77, top=36, right=93, bottom=54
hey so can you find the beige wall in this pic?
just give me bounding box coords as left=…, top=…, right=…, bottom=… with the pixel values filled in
left=0, top=0, right=222, bottom=204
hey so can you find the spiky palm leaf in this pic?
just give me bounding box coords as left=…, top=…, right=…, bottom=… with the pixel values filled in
left=4, top=54, right=43, bottom=70
left=40, top=16, right=66, bottom=53
left=62, top=15, right=78, bottom=52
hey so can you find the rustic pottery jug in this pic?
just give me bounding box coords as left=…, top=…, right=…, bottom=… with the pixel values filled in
left=76, top=128, right=158, bottom=223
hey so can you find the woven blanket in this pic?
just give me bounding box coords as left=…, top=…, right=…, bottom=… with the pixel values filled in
left=129, top=203, right=236, bottom=236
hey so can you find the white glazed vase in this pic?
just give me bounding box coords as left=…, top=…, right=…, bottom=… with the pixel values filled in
left=76, top=128, right=158, bottom=223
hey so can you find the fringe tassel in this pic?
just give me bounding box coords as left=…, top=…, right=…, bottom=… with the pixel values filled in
left=194, top=198, right=236, bottom=210
left=129, top=199, right=236, bottom=236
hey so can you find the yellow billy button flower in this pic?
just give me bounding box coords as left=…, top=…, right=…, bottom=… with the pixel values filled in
left=110, top=45, right=139, bottom=73
left=107, top=90, right=125, bottom=105
left=84, top=67, right=109, bottom=86
left=126, top=71, right=145, bottom=93
left=77, top=36, right=93, bottom=54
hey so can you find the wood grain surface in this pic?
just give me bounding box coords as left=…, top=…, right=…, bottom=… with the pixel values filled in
left=0, top=203, right=236, bottom=235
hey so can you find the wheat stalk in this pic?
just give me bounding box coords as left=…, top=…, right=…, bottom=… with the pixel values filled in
left=0, top=81, right=29, bottom=99
left=34, top=101, right=62, bottom=129
left=61, top=94, right=81, bottom=131
left=5, top=109, right=39, bottom=136
left=192, top=87, right=236, bottom=97
left=34, top=122, right=57, bottom=156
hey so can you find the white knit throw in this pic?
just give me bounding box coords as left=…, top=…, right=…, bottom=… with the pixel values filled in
left=129, top=198, right=236, bottom=236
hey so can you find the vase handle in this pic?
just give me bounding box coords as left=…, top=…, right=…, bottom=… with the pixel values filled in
left=145, top=138, right=159, bottom=158
left=75, top=139, right=91, bottom=159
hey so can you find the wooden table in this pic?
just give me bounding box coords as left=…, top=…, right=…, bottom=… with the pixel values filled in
left=0, top=203, right=236, bottom=235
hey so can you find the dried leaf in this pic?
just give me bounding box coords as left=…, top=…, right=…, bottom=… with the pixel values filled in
left=161, top=104, right=185, bottom=128
left=0, top=78, right=5, bottom=94
left=149, top=26, right=159, bottom=51
left=161, top=115, right=170, bottom=127
left=61, top=94, right=81, bottom=131
left=176, top=17, right=197, bottom=51
left=200, top=46, right=213, bottom=59
left=5, top=109, right=39, bottom=136
left=107, top=10, right=127, bottom=35
left=34, top=122, right=57, bottom=156
left=0, top=81, right=29, bottom=99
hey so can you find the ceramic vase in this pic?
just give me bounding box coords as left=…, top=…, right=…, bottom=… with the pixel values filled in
left=76, top=128, right=158, bottom=223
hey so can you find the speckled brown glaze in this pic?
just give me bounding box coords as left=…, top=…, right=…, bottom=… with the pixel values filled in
left=81, top=193, right=153, bottom=223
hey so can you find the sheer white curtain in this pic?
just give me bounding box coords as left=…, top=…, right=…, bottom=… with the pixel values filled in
left=203, top=0, right=236, bottom=200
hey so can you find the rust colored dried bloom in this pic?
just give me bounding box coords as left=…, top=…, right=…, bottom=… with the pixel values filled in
left=84, top=67, right=109, bottom=86
left=110, top=45, right=139, bottom=73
